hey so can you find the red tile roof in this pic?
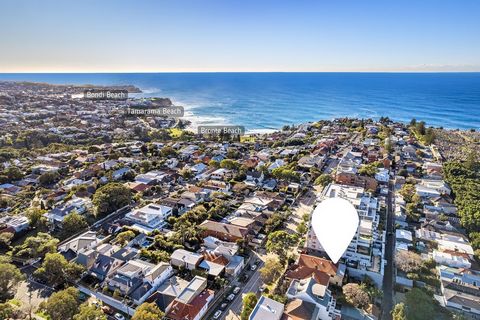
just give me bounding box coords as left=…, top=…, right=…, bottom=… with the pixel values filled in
left=285, top=254, right=338, bottom=285
left=166, top=289, right=214, bottom=320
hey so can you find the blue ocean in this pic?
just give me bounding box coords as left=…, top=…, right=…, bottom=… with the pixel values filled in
left=1, top=73, right=480, bottom=131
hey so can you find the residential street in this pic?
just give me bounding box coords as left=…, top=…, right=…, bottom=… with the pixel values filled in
left=224, top=263, right=264, bottom=320
left=381, top=179, right=395, bottom=320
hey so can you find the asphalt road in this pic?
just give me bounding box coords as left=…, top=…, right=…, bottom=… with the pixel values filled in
left=222, top=260, right=265, bottom=320
left=381, top=179, right=395, bottom=320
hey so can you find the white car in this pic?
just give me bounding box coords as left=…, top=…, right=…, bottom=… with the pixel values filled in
left=250, top=264, right=257, bottom=271
left=227, top=293, right=235, bottom=301
left=114, top=313, right=125, bottom=320
left=233, top=286, right=241, bottom=294
left=213, top=310, right=222, bottom=319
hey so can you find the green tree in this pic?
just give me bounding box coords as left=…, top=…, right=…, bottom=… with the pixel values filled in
left=62, top=211, right=88, bottom=236
left=240, top=293, right=258, bottom=320
left=404, top=288, right=435, bottom=320
left=342, top=283, right=370, bottom=309
left=399, top=183, right=416, bottom=203
left=296, top=221, right=307, bottom=235
left=12, top=232, right=58, bottom=259
left=220, top=159, right=239, bottom=170
left=115, top=230, right=136, bottom=246
left=93, top=183, right=132, bottom=216
left=271, top=167, right=300, bottom=182
left=314, top=174, right=332, bottom=187
left=465, top=150, right=478, bottom=171
left=415, top=121, right=426, bottom=135
left=0, top=262, right=25, bottom=301
left=0, top=301, right=15, bottom=319
left=4, top=166, right=23, bottom=180
left=131, top=302, right=164, bottom=320
left=208, top=160, right=220, bottom=168
left=39, top=171, right=60, bottom=186
left=179, top=168, right=193, bottom=179
left=259, top=257, right=284, bottom=285
left=391, top=303, right=407, bottom=320
left=73, top=303, right=107, bottom=320
left=41, top=287, right=81, bottom=320
left=0, top=232, right=13, bottom=249
left=34, top=253, right=84, bottom=287
left=266, top=230, right=298, bottom=261
left=359, top=164, right=378, bottom=177
left=26, top=207, right=46, bottom=228
left=424, top=128, right=435, bottom=145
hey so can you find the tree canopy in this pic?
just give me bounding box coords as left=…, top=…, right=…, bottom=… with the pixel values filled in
left=391, top=303, right=407, bottom=320
left=259, top=257, right=284, bottom=285
left=131, top=302, right=164, bottom=320
left=342, top=283, right=370, bottom=309
left=12, top=232, right=58, bottom=259
left=241, top=292, right=258, bottom=320
left=34, top=252, right=85, bottom=287
left=93, top=182, right=132, bottom=216
left=314, top=174, right=332, bottom=187
left=0, top=261, right=25, bottom=301
left=40, top=287, right=81, bottom=320
left=404, top=288, right=436, bottom=320
left=266, top=230, right=298, bottom=261
left=62, top=211, right=88, bottom=236
left=395, top=250, right=422, bottom=273
left=73, top=303, right=107, bottom=320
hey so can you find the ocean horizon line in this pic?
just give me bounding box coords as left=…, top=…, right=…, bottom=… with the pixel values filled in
left=2, top=71, right=480, bottom=75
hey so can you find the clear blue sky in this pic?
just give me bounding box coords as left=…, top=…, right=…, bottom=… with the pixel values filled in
left=1, top=0, right=479, bottom=72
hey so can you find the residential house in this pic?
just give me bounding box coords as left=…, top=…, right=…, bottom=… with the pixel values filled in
left=170, top=249, right=203, bottom=270
left=286, top=277, right=340, bottom=320
left=125, top=203, right=173, bottom=233
left=147, top=276, right=189, bottom=312
left=45, top=197, right=92, bottom=225
left=165, top=276, right=214, bottom=320
left=286, top=254, right=344, bottom=286
left=199, top=220, right=251, bottom=243
left=249, top=296, right=285, bottom=320
left=283, top=299, right=320, bottom=320
left=245, top=170, right=264, bottom=187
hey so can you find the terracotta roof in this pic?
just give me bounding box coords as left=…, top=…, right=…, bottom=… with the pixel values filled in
left=297, top=254, right=337, bottom=276
left=203, top=251, right=229, bottom=266
left=199, top=220, right=249, bottom=238
left=188, top=185, right=203, bottom=193
left=166, top=289, right=214, bottom=320
left=282, top=299, right=317, bottom=320
left=285, top=266, right=331, bottom=286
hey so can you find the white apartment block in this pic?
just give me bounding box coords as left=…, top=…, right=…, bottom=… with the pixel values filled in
left=306, top=183, right=385, bottom=286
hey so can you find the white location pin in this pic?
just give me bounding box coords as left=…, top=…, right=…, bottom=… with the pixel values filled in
left=311, top=197, right=359, bottom=263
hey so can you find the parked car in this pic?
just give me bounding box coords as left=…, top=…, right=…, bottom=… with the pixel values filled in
left=233, top=286, right=241, bottom=294
left=227, top=294, right=235, bottom=301
left=101, top=306, right=113, bottom=315
left=213, top=310, right=222, bottom=319
left=250, top=264, right=257, bottom=271
left=114, top=313, right=125, bottom=320
left=239, top=274, right=249, bottom=282
left=220, top=303, right=228, bottom=310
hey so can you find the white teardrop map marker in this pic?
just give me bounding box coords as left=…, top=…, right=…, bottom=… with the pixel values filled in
left=311, top=197, right=359, bottom=263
